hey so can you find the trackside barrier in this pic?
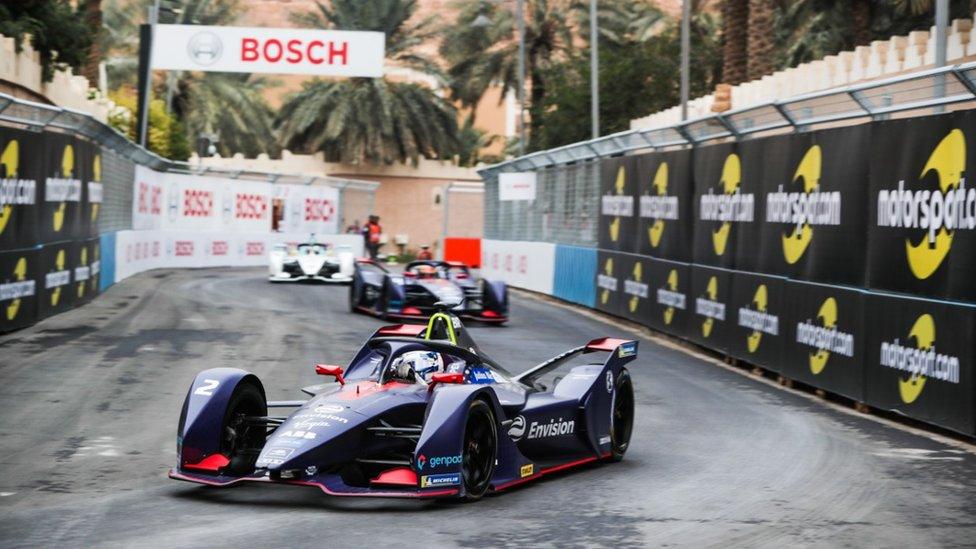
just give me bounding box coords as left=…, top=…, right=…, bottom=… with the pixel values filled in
left=553, top=245, right=597, bottom=308
left=98, top=232, right=116, bottom=292
left=480, top=239, right=555, bottom=295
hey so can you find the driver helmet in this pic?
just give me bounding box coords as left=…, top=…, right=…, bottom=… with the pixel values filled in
left=416, top=264, right=437, bottom=279
left=391, top=351, right=443, bottom=382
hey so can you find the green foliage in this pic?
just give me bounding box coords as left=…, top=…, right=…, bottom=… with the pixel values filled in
left=456, top=115, right=499, bottom=167
left=0, top=0, right=94, bottom=82
left=110, top=89, right=190, bottom=160
left=277, top=0, right=459, bottom=165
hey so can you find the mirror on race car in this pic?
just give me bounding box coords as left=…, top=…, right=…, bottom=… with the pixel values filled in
left=427, top=372, right=464, bottom=392
left=315, top=364, right=345, bottom=385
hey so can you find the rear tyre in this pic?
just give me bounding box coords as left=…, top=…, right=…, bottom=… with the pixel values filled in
left=220, top=381, right=267, bottom=475
left=608, top=368, right=634, bottom=462
left=461, top=399, right=497, bottom=501
left=348, top=281, right=359, bottom=312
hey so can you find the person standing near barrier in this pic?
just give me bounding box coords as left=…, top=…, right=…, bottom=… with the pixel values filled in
left=363, top=215, right=383, bottom=259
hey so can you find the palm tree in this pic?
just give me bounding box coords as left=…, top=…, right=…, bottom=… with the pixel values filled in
left=81, top=0, right=102, bottom=86
left=440, top=0, right=574, bottom=142
left=746, top=0, right=775, bottom=80
left=722, top=0, right=749, bottom=85
left=276, top=0, right=459, bottom=165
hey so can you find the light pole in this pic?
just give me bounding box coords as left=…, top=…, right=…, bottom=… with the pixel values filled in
left=589, top=0, right=599, bottom=139
left=680, top=0, right=690, bottom=121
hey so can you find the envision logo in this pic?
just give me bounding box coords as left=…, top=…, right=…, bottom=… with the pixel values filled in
left=880, top=313, right=960, bottom=404
left=1, top=257, right=34, bottom=321
left=624, top=262, right=648, bottom=313
left=0, top=138, right=37, bottom=237
left=876, top=129, right=972, bottom=279
left=597, top=258, right=617, bottom=305
left=45, top=249, right=70, bottom=306
left=699, top=154, right=753, bottom=256
left=796, top=297, right=854, bottom=375
left=45, top=145, right=81, bottom=233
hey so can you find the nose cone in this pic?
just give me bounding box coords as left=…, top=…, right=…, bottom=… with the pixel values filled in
left=255, top=401, right=359, bottom=470
left=297, top=255, right=327, bottom=275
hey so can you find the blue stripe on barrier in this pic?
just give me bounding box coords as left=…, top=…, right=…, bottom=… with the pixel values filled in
left=99, top=232, right=116, bottom=292
left=553, top=245, right=597, bottom=308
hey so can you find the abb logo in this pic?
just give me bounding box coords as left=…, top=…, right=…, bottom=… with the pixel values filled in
left=138, top=182, right=162, bottom=215
left=235, top=193, right=268, bottom=220
left=241, top=38, right=347, bottom=66
left=246, top=241, right=265, bottom=256
left=183, top=189, right=214, bottom=217
left=493, top=253, right=527, bottom=274
left=126, top=240, right=160, bottom=262
left=212, top=241, right=229, bottom=256
left=175, top=240, right=195, bottom=257
left=304, top=198, right=335, bottom=222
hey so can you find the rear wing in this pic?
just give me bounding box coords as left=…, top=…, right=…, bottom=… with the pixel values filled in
left=513, top=338, right=637, bottom=386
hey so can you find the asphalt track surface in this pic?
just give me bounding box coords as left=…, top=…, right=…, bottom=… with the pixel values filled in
left=2, top=268, right=976, bottom=548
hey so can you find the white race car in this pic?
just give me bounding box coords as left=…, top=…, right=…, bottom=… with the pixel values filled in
left=269, top=241, right=354, bottom=284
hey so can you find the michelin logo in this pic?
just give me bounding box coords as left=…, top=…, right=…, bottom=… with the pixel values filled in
left=420, top=473, right=460, bottom=488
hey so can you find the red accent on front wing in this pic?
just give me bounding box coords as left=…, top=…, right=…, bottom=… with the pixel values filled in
left=492, top=454, right=610, bottom=492
left=480, top=309, right=501, bottom=318
left=168, top=469, right=457, bottom=498
left=183, top=453, right=230, bottom=471
left=370, top=467, right=418, bottom=487
left=376, top=324, right=427, bottom=337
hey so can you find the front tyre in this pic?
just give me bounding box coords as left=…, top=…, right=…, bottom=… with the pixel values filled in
left=461, top=399, right=497, bottom=501
left=221, top=381, right=267, bottom=475
left=608, top=368, right=634, bottom=462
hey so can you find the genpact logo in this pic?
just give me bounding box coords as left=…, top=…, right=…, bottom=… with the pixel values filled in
left=602, top=166, right=632, bottom=243
left=796, top=297, right=854, bottom=375
left=641, top=162, right=678, bottom=248
left=699, top=153, right=752, bottom=256
left=880, top=313, right=960, bottom=404
left=876, top=129, right=973, bottom=279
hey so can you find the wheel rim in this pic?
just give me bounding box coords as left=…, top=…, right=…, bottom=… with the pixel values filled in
left=221, top=394, right=264, bottom=474
left=462, top=407, right=495, bottom=496
left=611, top=377, right=634, bottom=454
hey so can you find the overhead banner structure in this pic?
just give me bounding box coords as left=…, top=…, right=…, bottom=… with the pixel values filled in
left=864, top=292, right=976, bottom=436
left=636, top=149, right=693, bottom=262
left=151, top=25, right=385, bottom=77
left=867, top=111, right=976, bottom=303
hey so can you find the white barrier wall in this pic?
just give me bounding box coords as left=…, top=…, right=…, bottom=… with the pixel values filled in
left=480, top=239, right=556, bottom=295
left=132, top=166, right=339, bottom=234
left=114, top=230, right=363, bottom=283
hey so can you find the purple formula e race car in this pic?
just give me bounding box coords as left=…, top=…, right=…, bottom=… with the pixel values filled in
left=169, top=305, right=637, bottom=501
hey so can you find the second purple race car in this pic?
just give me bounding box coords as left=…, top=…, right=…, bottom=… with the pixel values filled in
left=169, top=305, right=637, bottom=500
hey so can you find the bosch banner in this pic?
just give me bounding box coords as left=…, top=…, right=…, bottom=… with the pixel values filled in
left=692, top=142, right=755, bottom=269
left=480, top=239, right=555, bottom=295
left=727, top=271, right=787, bottom=373
left=274, top=184, right=340, bottom=235
left=133, top=165, right=164, bottom=230
left=781, top=280, right=865, bottom=401
left=686, top=264, right=733, bottom=353
left=864, top=292, right=976, bottom=436
left=37, top=240, right=75, bottom=320
left=645, top=258, right=691, bottom=340
left=867, top=111, right=976, bottom=302
left=0, top=127, right=42, bottom=251
left=0, top=248, right=39, bottom=332
left=636, top=149, right=693, bottom=262
left=598, top=156, right=638, bottom=252
left=151, top=25, right=385, bottom=77
left=757, top=125, right=870, bottom=286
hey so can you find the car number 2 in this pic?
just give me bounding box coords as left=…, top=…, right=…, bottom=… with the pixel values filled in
left=194, top=379, right=220, bottom=396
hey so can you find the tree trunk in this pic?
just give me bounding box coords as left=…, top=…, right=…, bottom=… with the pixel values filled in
left=746, top=0, right=775, bottom=81
left=81, top=0, right=103, bottom=88
left=851, top=0, right=871, bottom=47
left=722, top=0, right=749, bottom=86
